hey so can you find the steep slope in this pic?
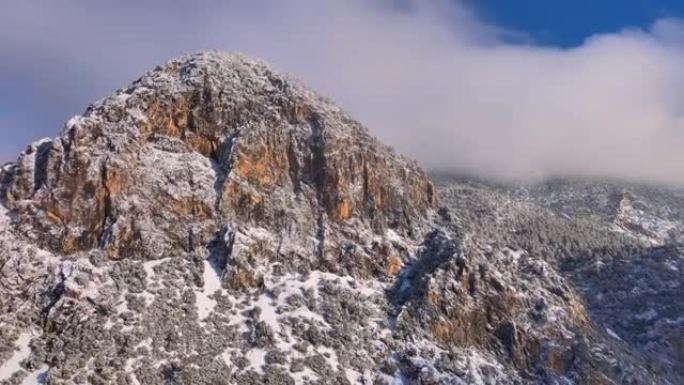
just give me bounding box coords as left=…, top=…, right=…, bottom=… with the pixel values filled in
left=523, top=179, right=684, bottom=244
left=0, top=52, right=437, bottom=385
left=434, top=175, right=684, bottom=384
left=0, top=53, right=681, bottom=385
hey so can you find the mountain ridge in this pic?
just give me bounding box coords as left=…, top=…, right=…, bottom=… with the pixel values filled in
left=0, top=52, right=681, bottom=385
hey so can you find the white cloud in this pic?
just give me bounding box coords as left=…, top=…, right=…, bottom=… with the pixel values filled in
left=2, top=0, right=684, bottom=185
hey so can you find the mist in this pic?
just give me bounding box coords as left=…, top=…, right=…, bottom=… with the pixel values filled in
left=2, top=0, right=684, bottom=186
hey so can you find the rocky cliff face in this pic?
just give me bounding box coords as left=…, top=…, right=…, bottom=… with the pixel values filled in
left=1, top=52, right=435, bottom=282
left=0, top=53, right=681, bottom=385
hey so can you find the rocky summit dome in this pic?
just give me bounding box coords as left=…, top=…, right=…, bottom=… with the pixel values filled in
left=1, top=51, right=436, bottom=279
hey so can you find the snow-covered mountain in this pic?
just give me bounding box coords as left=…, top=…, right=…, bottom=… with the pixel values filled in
left=0, top=53, right=681, bottom=385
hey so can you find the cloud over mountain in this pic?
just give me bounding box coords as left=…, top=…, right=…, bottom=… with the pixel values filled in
left=2, top=0, right=684, bottom=185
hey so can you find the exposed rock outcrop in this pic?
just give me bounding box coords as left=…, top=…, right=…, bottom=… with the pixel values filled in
left=1, top=52, right=435, bottom=277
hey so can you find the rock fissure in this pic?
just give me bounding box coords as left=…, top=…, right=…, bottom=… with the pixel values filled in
left=97, top=159, right=115, bottom=248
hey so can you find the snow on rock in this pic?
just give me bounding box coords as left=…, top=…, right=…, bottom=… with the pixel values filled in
left=142, top=258, right=170, bottom=281
left=611, top=194, right=682, bottom=244
left=635, top=309, right=658, bottom=322
left=19, top=365, right=48, bottom=385
left=245, top=348, right=267, bottom=373
left=0, top=332, right=35, bottom=382
left=606, top=327, right=623, bottom=341
left=196, top=259, right=223, bottom=320
left=0, top=204, right=9, bottom=227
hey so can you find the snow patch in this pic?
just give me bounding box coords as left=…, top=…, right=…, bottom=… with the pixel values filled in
left=465, top=351, right=500, bottom=385
left=20, top=365, right=48, bottom=385
left=316, top=345, right=340, bottom=371
left=386, top=229, right=403, bottom=244
left=143, top=258, right=170, bottom=281
left=254, top=294, right=279, bottom=332
left=606, top=328, right=623, bottom=341
left=665, top=261, right=679, bottom=272
left=124, top=358, right=141, bottom=385
left=196, top=259, right=223, bottom=320
left=245, top=348, right=267, bottom=373
left=635, top=309, right=658, bottom=322
left=0, top=332, right=35, bottom=382
left=0, top=204, right=10, bottom=227
left=345, top=368, right=362, bottom=384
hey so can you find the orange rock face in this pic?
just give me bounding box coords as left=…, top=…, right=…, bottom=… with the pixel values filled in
left=0, top=52, right=435, bottom=262
left=386, top=255, right=403, bottom=276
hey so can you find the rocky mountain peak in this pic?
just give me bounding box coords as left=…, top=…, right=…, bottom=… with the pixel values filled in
left=1, top=52, right=436, bottom=279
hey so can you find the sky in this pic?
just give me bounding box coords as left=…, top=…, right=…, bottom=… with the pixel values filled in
left=2, top=0, right=684, bottom=186
left=468, top=0, right=684, bottom=47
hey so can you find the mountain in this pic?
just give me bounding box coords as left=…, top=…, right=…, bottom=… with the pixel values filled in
left=0, top=52, right=681, bottom=385
left=433, top=176, right=684, bottom=384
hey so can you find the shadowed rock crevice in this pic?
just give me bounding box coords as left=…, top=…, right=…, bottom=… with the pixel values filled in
left=210, top=134, right=238, bottom=212
left=206, top=226, right=235, bottom=279
left=286, top=135, right=302, bottom=195
left=307, top=112, right=327, bottom=203
left=390, top=229, right=459, bottom=310
left=32, top=140, right=53, bottom=195
left=97, top=159, right=115, bottom=248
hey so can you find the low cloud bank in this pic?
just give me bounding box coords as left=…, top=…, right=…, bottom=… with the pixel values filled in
left=2, top=1, right=684, bottom=185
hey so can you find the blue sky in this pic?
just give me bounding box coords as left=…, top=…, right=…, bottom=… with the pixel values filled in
left=469, top=0, right=684, bottom=46
left=2, top=1, right=684, bottom=185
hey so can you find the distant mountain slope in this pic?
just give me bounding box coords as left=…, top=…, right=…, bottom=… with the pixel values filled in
left=434, top=175, right=684, bottom=383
